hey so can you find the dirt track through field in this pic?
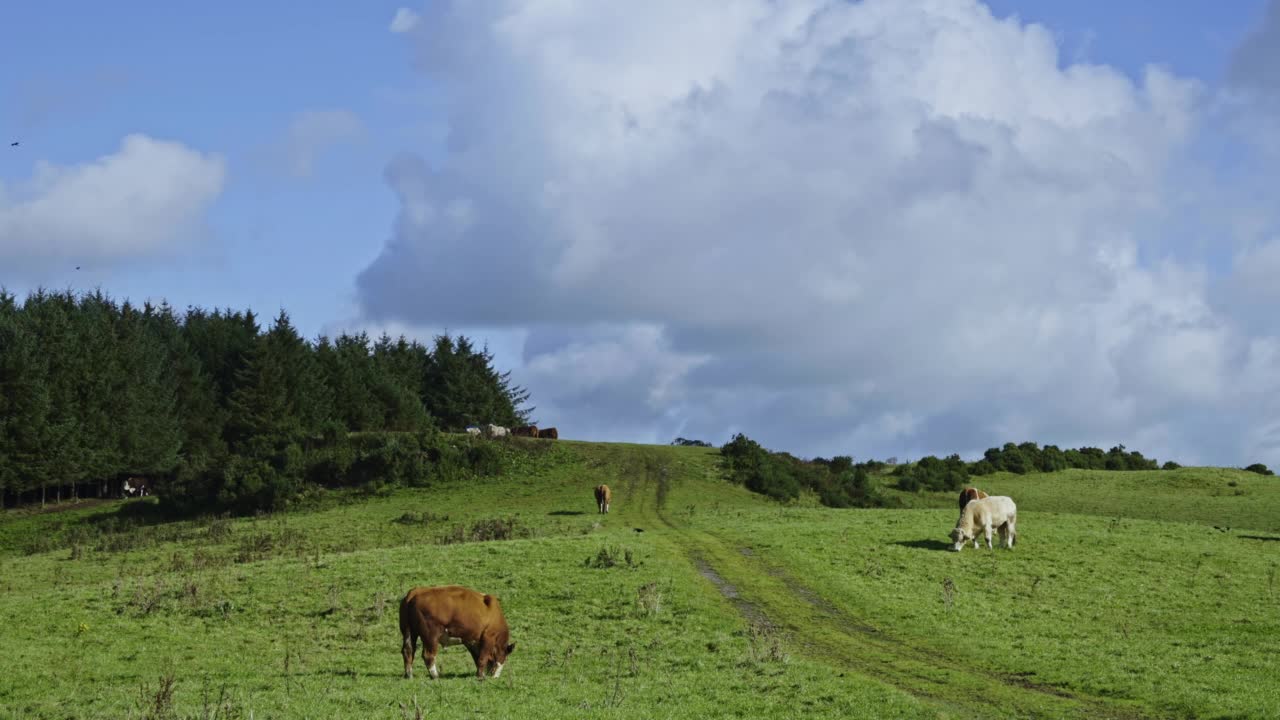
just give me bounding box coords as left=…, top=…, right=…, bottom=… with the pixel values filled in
left=608, top=449, right=1153, bottom=720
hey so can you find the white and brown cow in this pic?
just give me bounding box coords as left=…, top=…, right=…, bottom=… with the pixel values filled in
left=594, top=484, right=611, bottom=514
left=950, top=496, right=1017, bottom=552
left=400, top=585, right=516, bottom=681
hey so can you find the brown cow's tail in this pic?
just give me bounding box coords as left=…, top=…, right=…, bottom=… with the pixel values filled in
left=399, top=592, right=415, bottom=646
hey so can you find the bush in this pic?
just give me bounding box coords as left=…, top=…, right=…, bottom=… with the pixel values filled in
left=439, top=516, right=528, bottom=544
left=346, top=434, right=428, bottom=488
left=218, top=456, right=297, bottom=513
left=974, top=442, right=1158, bottom=474
left=719, top=434, right=802, bottom=502
left=466, top=441, right=504, bottom=477
left=896, top=455, right=968, bottom=493
left=1244, top=463, right=1274, bottom=476
left=1162, top=461, right=1182, bottom=470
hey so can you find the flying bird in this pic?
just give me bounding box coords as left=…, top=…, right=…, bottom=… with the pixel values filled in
left=9, top=141, right=18, bottom=146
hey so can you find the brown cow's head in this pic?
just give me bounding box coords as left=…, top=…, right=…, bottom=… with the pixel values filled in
left=485, top=630, right=516, bottom=678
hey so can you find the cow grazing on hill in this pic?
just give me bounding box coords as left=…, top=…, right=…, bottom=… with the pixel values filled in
left=465, top=426, right=481, bottom=436
left=957, top=486, right=989, bottom=512
left=956, top=488, right=991, bottom=547
left=950, top=496, right=1017, bottom=552
left=594, top=484, right=612, bottom=514
left=484, top=424, right=508, bottom=438
left=539, top=427, right=559, bottom=440
left=511, top=425, right=539, bottom=438
left=400, top=585, right=516, bottom=680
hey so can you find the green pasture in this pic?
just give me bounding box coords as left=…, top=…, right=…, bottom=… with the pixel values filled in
left=1, top=441, right=1277, bottom=719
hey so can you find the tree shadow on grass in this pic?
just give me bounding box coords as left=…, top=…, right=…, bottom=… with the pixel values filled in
left=548, top=510, right=585, bottom=516
left=1239, top=534, right=1280, bottom=542
left=890, top=539, right=953, bottom=551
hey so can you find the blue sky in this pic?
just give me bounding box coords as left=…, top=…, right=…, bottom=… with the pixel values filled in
left=3, top=1, right=1280, bottom=464
left=1, top=1, right=430, bottom=335
left=0, top=1, right=1264, bottom=336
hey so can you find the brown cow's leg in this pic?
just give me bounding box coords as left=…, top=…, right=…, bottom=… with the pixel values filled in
left=470, top=643, right=488, bottom=680
left=423, top=633, right=442, bottom=679
left=403, top=629, right=417, bottom=679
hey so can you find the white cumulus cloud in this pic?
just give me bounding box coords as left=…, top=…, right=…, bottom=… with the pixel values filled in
left=357, top=0, right=1280, bottom=467
left=0, top=134, right=226, bottom=271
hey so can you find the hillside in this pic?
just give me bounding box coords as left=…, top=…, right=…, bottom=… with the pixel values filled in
left=1, top=441, right=1278, bottom=719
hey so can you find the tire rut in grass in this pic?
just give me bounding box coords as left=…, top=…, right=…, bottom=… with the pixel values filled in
left=689, top=551, right=773, bottom=629
left=738, top=543, right=1089, bottom=699
left=630, top=455, right=1150, bottom=719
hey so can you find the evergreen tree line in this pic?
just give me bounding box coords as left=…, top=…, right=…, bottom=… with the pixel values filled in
left=0, top=290, right=531, bottom=512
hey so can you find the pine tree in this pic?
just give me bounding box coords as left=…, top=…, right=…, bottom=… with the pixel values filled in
left=0, top=293, right=51, bottom=504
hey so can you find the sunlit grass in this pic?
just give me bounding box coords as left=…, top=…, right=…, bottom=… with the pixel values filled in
left=2, top=441, right=1277, bottom=718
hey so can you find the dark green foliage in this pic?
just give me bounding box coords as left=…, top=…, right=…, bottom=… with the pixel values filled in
left=419, top=334, right=530, bottom=430
left=671, top=437, right=713, bottom=447
left=719, top=434, right=882, bottom=508
left=895, top=454, right=969, bottom=493
left=466, top=441, right=505, bottom=477
left=719, top=434, right=802, bottom=502
left=0, top=288, right=532, bottom=513
left=1244, top=463, right=1273, bottom=476
left=977, top=442, right=1158, bottom=475
left=1163, top=461, right=1182, bottom=470
left=969, top=460, right=996, bottom=476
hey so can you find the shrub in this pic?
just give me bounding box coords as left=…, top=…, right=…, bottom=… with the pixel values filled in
left=466, top=442, right=504, bottom=477
left=1162, top=461, right=1182, bottom=470
left=584, top=545, right=638, bottom=569
left=1244, top=463, right=1274, bottom=476
left=439, top=516, right=528, bottom=544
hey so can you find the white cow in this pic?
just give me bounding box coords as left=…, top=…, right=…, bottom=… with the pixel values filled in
left=485, top=424, right=508, bottom=438
left=950, top=496, right=1017, bottom=551
left=465, top=426, right=482, bottom=436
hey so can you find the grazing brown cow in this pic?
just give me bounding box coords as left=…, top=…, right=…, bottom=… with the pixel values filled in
left=539, top=427, right=559, bottom=440
left=594, top=484, right=612, bottom=514
left=511, top=425, right=539, bottom=438
left=957, top=486, right=989, bottom=512
left=400, top=585, right=516, bottom=681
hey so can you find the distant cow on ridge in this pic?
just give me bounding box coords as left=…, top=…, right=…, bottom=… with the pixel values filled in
left=511, top=425, right=539, bottom=438
left=594, top=484, right=611, bottom=514
left=400, top=585, right=516, bottom=681
left=539, top=427, right=559, bottom=440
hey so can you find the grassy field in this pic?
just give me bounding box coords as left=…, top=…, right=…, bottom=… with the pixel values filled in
left=1, top=441, right=1278, bottom=719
